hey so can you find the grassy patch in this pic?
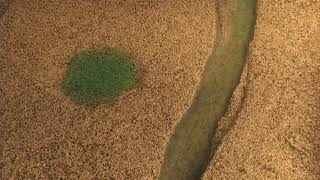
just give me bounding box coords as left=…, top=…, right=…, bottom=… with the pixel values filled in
left=63, top=49, right=138, bottom=105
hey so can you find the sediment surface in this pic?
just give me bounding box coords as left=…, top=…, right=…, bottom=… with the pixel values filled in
left=204, top=0, right=320, bottom=179
left=159, top=0, right=256, bottom=179
left=0, top=1, right=216, bottom=179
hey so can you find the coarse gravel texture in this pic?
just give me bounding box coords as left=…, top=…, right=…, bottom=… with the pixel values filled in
left=0, top=0, right=216, bottom=179
left=204, top=0, right=320, bottom=179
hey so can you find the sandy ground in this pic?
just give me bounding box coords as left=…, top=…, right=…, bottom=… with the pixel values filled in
left=0, top=1, right=216, bottom=179
left=204, top=0, right=320, bottom=179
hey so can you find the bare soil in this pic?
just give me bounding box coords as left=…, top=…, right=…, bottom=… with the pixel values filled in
left=204, top=0, right=320, bottom=179
left=0, top=1, right=215, bottom=179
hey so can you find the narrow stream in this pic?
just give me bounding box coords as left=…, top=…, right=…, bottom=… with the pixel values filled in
left=159, top=1, right=257, bottom=179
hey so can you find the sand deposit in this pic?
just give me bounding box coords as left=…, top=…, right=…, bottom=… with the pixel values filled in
left=204, top=0, right=320, bottom=179
left=0, top=1, right=216, bottom=179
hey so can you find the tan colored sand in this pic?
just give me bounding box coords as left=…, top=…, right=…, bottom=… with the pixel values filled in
left=0, top=1, right=216, bottom=179
left=204, top=0, right=320, bottom=179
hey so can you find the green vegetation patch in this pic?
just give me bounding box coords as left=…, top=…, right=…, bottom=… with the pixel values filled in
left=63, top=49, right=138, bottom=105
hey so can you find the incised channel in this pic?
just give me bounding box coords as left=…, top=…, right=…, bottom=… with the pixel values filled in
left=159, top=0, right=257, bottom=179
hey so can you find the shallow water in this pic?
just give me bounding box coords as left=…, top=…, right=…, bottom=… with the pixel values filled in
left=159, top=1, right=257, bottom=179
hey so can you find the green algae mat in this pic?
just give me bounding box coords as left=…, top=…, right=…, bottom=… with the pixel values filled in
left=159, top=0, right=257, bottom=179
left=63, top=50, right=138, bottom=105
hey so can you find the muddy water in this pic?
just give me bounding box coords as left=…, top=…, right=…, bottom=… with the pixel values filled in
left=159, top=1, right=257, bottom=179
